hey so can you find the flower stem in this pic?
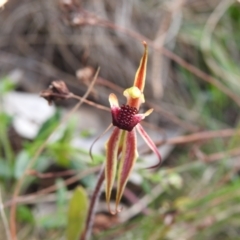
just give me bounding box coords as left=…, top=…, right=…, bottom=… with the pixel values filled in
left=80, top=164, right=105, bottom=240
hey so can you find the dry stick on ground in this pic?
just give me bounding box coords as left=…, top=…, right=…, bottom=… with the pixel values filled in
left=204, top=147, right=240, bottom=162
left=71, top=94, right=110, bottom=112
left=119, top=183, right=164, bottom=223
left=9, top=68, right=100, bottom=240
left=4, top=166, right=101, bottom=209
left=67, top=7, right=240, bottom=107
left=147, top=101, right=198, bottom=132
left=139, top=128, right=240, bottom=158
left=27, top=169, right=78, bottom=179
left=156, top=128, right=240, bottom=146
left=190, top=146, right=240, bottom=201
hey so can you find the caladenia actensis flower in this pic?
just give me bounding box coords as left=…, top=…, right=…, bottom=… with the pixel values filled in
left=93, top=41, right=162, bottom=214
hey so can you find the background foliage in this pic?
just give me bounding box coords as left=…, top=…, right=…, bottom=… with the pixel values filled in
left=1, top=0, right=240, bottom=239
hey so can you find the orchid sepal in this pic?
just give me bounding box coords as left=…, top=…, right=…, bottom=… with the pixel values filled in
left=136, top=124, right=162, bottom=169
left=133, top=41, right=148, bottom=92
left=125, top=41, right=148, bottom=109
left=115, top=129, right=138, bottom=213
left=105, top=127, right=123, bottom=213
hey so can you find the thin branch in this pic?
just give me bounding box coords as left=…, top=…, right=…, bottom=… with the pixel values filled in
left=200, top=147, right=240, bottom=163
left=26, top=169, right=77, bottom=179
left=71, top=93, right=110, bottom=112
left=4, top=166, right=101, bottom=208
left=160, top=128, right=240, bottom=146
left=139, top=128, right=240, bottom=156
left=119, top=183, right=164, bottom=223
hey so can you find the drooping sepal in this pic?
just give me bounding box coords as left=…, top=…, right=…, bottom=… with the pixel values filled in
left=136, top=124, right=162, bottom=168
left=115, top=129, right=138, bottom=213
left=105, top=127, right=123, bottom=213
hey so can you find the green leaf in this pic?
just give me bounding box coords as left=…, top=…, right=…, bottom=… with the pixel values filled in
left=59, top=116, right=77, bottom=143
left=0, top=77, right=16, bottom=94
left=0, top=159, right=13, bottom=180
left=66, top=187, right=89, bottom=240
left=0, top=113, right=14, bottom=163
left=16, top=205, right=34, bottom=224
left=37, top=212, right=66, bottom=229
left=0, top=113, right=12, bottom=127
left=35, top=109, right=61, bottom=142
left=47, top=143, right=73, bottom=167
left=80, top=129, right=95, bottom=138
left=14, top=151, right=29, bottom=179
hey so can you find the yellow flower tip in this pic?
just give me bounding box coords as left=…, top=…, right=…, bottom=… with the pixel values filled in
left=107, top=194, right=123, bottom=215
left=110, top=210, right=117, bottom=215
left=112, top=202, right=123, bottom=215
left=108, top=203, right=117, bottom=215
left=116, top=206, right=123, bottom=213
left=144, top=108, right=153, bottom=117
left=123, top=86, right=142, bottom=99
left=142, top=41, right=147, bottom=48
left=109, top=93, right=119, bottom=107
left=133, top=41, right=148, bottom=92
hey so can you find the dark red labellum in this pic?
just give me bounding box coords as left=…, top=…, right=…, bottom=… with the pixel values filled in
left=111, top=104, right=139, bottom=131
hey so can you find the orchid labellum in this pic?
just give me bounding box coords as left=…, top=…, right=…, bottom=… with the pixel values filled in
left=94, top=41, right=162, bottom=214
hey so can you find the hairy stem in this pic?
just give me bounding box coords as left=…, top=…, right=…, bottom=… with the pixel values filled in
left=81, top=165, right=105, bottom=240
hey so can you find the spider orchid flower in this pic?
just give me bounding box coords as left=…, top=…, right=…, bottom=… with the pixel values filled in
left=104, top=41, right=162, bottom=214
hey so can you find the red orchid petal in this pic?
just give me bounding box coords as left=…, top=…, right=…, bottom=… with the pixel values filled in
left=130, top=108, right=154, bottom=129
left=105, top=127, right=123, bottom=214
left=109, top=93, right=122, bottom=127
left=115, top=129, right=138, bottom=213
left=136, top=124, right=162, bottom=169
left=133, top=41, right=148, bottom=92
